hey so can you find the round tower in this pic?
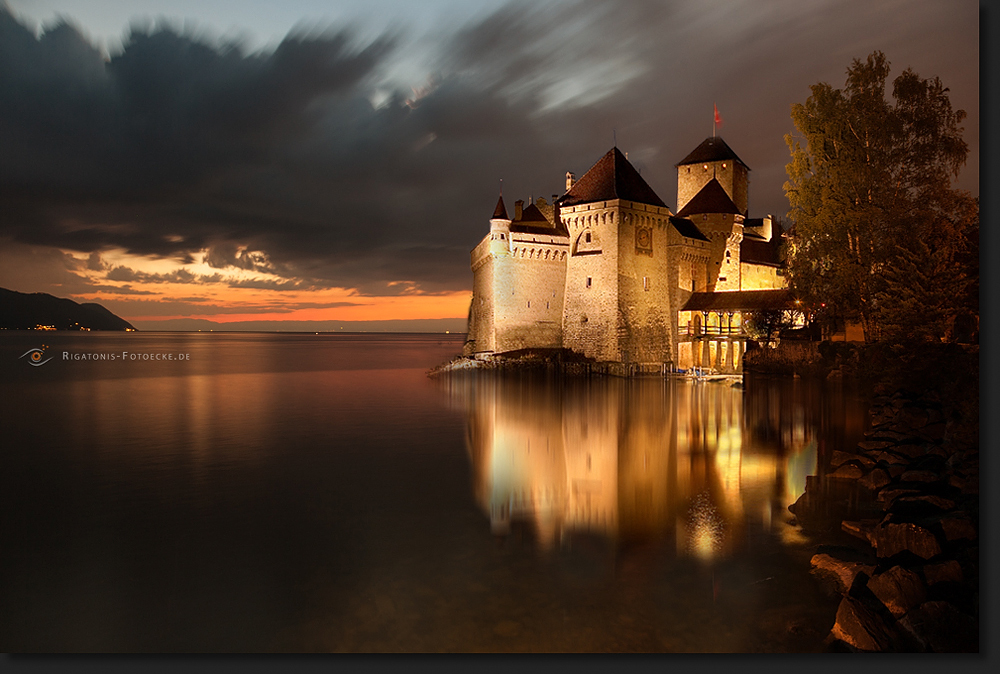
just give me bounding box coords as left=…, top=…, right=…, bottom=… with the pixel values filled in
left=489, top=195, right=511, bottom=254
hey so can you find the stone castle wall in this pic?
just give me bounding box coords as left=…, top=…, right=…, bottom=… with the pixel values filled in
left=740, top=261, right=784, bottom=290
left=562, top=201, right=622, bottom=361
left=494, top=234, right=568, bottom=351
left=467, top=237, right=496, bottom=354
left=614, top=203, right=675, bottom=364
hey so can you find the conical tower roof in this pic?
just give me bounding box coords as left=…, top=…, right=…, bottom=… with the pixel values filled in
left=559, top=147, right=667, bottom=208
left=491, top=195, right=508, bottom=219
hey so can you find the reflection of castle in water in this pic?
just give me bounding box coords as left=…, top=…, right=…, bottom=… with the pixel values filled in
left=445, top=375, right=849, bottom=559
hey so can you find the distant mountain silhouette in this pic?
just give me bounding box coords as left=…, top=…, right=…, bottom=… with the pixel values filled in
left=0, top=288, right=135, bottom=331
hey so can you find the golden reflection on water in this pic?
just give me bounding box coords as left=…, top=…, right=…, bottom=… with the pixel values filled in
left=446, top=375, right=822, bottom=561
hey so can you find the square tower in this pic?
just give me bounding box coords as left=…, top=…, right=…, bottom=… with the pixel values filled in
left=557, top=147, right=674, bottom=364
left=676, top=137, right=749, bottom=217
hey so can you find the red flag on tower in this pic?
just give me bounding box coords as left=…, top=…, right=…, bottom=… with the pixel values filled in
left=714, top=103, right=722, bottom=127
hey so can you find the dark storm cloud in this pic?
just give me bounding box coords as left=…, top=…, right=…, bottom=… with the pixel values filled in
left=105, top=265, right=221, bottom=284
left=0, top=1, right=978, bottom=295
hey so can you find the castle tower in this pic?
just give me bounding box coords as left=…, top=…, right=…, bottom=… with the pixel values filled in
left=489, top=194, right=512, bottom=253
left=676, top=178, right=744, bottom=292
left=676, top=137, right=749, bottom=217
left=465, top=195, right=511, bottom=355
left=557, top=147, right=674, bottom=364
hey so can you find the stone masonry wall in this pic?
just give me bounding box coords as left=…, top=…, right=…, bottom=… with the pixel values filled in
left=494, top=234, right=568, bottom=351
left=676, top=160, right=748, bottom=215
left=616, top=203, right=675, bottom=364
left=740, top=261, right=784, bottom=290
left=467, top=238, right=496, bottom=354
left=562, top=201, right=621, bottom=361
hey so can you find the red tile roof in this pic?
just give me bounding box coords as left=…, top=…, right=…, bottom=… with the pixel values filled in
left=558, top=147, right=667, bottom=208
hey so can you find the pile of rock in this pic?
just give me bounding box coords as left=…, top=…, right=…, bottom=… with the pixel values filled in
left=791, top=389, right=979, bottom=652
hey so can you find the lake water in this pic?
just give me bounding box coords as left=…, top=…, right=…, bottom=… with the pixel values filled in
left=0, top=332, right=867, bottom=652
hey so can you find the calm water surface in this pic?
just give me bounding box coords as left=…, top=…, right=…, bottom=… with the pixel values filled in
left=0, top=332, right=867, bottom=652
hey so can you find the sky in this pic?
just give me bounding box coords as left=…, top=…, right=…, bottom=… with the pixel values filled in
left=0, top=0, right=980, bottom=331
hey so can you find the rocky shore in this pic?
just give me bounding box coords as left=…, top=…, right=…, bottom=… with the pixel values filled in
left=790, top=385, right=979, bottom=652
left=428, top=349, right=676, bottom=378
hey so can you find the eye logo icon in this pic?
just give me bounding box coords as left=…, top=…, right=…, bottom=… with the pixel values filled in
left=19, top=346, right=53, bottom=367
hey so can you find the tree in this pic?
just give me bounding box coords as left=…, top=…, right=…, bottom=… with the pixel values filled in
left=743, top=309, right=795, bottom=345
left=783, top=51, right=974, bottom=343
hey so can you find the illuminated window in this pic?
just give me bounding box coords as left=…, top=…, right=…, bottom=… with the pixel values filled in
left=703, top=164, right=708, bottom=171
left=722, top=163, right=727, bottom=169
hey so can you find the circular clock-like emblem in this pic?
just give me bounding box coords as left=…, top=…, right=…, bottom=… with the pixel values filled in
left=637, top=227, right=651, bottom=248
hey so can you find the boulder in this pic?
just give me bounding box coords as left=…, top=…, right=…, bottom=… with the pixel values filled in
left=857, top=439, right=895, bottom=452
left=877, top=488, right=920, bottom=507
left=922, top=560, right=963, bottom=586
left=885, top=464, right=907, bottom=478
left=858, top=468, right=891, bottom=492
left=830, top=596, right=897, bottom=652
left=947, top=475, right=978, bottom=495
left=897, top=601, right=978, bottom=652
left=811, top=553, right=875, bottom=596
left=938, top=517, right=977, bottom=543
left=899, top=470, right=940, bottom=484
left=828, top=464, right=864, bottom=480
left=873, top=522, right=943, bottom=560
left=841, top=520, right=877, bottom=544
left=896, top=495, right=955, bottom=512
left=830, top=451, right=874, bottom=469
left=872, top=451, right=909, bottom=466
left=867, top=566, right=927, bottom=617
left=893, top=444, right=930, bottom=459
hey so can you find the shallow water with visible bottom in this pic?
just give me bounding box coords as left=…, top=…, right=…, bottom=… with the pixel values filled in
left=0, top=332, right=867, bottom=652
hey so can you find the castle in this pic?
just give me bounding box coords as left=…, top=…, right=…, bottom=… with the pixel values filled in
left=464, top=136, right=791, bottom=373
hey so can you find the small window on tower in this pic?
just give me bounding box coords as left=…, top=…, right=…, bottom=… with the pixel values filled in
left=586, top=277, right=592, bottom=288
left=703, top=214, right=707, bottom=221
left=703, top=164, right=709, bottom=171
left=643, top=276, right=649, bottom=291
left=722, top=163, right=727, bottom=169
left=585, top=232, right=591, bottom=243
